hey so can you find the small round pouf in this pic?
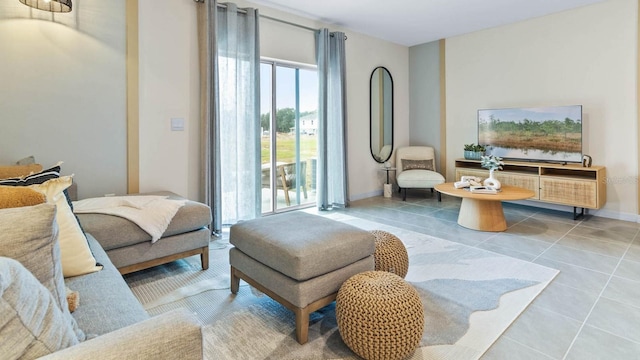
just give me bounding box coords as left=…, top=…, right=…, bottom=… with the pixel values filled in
left=336, top=271, right=424, bottom=360
left=370, top=230, right=409, bottom=278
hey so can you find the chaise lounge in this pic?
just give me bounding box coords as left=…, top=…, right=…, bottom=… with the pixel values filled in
left=74, top=191, right=212, bottom=275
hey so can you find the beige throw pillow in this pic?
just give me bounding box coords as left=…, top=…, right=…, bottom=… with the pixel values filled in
left=402, top=159, right=434, bottom=171
left=29, top=176, right=103, bottom=278
left=0, top=163, right=43, bottom=180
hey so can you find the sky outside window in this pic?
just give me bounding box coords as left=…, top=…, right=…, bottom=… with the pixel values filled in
left=260, top=64, right=318, bottom=116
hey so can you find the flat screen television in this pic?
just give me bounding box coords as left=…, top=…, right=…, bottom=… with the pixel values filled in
left=478, top=105, right=583, bottom=163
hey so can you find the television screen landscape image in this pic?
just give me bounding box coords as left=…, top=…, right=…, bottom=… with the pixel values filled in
left=478, top=105, right=583, bottom=163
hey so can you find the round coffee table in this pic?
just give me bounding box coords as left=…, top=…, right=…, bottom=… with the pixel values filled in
left=434, top=183, right=535, bottom=232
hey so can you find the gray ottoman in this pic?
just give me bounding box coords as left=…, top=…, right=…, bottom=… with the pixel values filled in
left=229, top=212, right=375, bottom=344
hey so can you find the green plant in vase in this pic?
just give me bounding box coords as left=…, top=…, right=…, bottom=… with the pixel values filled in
left=480, top=154, right=504, bottom=189
left=463, top=143, right=486, bottom=160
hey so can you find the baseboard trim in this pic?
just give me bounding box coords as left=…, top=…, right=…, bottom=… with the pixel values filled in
left=350, top=189, right=383, bottom=202
left=509, top=200, right=639, bottom=223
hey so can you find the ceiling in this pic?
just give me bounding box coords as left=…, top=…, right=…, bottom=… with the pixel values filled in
left=250, top=0, right=609, bottom=46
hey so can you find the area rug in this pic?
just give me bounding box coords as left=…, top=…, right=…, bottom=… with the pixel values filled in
left=124, top=212, right=558, bottom=360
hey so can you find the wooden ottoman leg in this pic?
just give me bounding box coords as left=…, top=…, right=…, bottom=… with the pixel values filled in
left=295, top=307, right=310, bottom=345
left=200, top=246, right=209, bottom=270
left=230, top=266, right=240, bottom=294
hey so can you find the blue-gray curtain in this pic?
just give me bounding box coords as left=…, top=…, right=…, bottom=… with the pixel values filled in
left=316, top=29, right=348, bottom=209
left=199, top=0, right=261, bottom=233
left=197, top=0, right=220, bottom=233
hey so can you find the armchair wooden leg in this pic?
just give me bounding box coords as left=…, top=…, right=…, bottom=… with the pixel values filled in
left=402, top=188, right=407, bottom=201
left=283, top=190, right=291, bottom=206
left=278, top=165, right=291, bottom=206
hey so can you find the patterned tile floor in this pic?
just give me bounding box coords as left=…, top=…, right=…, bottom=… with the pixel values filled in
left=334, top=190, right=640, bottom=360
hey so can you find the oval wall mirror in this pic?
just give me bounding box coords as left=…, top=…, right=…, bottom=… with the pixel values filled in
left=370, top=66, right=394, bottom=163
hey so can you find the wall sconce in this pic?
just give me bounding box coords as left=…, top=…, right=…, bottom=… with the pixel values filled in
left=19, top=0, right=72, bottom=13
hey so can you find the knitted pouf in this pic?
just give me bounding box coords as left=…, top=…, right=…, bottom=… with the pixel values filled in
left=336, top=271, right=424, bottom=360
left=370, top=230, right=409, bottom=278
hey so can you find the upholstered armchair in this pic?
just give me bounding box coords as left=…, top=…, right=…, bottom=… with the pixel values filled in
left=395, top=146, right=445, bottom=201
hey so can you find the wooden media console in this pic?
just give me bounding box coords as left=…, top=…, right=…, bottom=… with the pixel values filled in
left=454, top=159, right=606, bottom=219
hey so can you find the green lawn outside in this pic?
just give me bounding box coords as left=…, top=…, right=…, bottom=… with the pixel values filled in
left=261, top=133, right=317, bottom=164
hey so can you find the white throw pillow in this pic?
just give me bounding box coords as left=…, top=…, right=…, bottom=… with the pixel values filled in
left=29, top=176, right=103, bottom=278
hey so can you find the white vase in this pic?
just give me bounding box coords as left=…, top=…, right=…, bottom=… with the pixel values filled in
left=483, top=168, right=501, bottom=189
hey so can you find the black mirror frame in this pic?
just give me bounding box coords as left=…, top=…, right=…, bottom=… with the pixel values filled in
left=369, top=66, right=394, bottom=163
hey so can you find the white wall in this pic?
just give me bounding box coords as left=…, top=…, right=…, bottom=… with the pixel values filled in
left=138, top=0, right=200, bottom=199
left=0, top=0, right=127, bottom=199
left=445, top=0, right=638, bottom=219
left=137, top=0, right=410, bottom=202
left=341, top=28, right=409, bottom=200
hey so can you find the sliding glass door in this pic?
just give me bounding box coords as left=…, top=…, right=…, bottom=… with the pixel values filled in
left=260, top=60, right=318, bottom=213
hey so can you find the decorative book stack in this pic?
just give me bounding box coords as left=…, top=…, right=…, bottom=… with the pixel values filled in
left=469, top=186, right=499, bottom=194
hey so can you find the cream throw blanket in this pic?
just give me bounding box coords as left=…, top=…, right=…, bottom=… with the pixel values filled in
left=73, top=195, right=187, bottom=243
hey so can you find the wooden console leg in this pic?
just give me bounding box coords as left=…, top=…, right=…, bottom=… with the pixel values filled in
left=295, top=307, right=310, bottom=345
left=200, top=247, right=209, bottom=270
left=230, top=266, right=240, bottom=294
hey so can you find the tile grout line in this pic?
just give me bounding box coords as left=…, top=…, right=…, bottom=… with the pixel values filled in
left=483, top=208, right=569, bottom=258
left=474, top=209, right=535, bottom=247
left=531, top=220, right=583, bottom=263
left=560, top=227, right=640, bottom=360
left=499, top=335, right=558, bottom=359
left=579, top=321, right=640, bottom=346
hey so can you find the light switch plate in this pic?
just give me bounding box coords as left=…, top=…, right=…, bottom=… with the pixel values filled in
left=171, top=118, right=185, bottom=131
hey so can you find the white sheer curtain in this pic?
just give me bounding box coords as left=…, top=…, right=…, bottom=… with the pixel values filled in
left=316, top=29, right=348, bottom=209
left=199, top=1, right=261, bottom=232
left=217, top=3, right=261, bottom=225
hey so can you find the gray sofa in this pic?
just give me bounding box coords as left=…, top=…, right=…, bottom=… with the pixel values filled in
left=0, top=201, right=203, bottom=360
left=0, top=165, right=207, bottom=359
left=39, top=234, right=203, bottom=359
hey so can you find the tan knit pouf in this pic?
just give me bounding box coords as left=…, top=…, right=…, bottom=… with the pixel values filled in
left=336, top=271, right=424, bottom=360
left=370, top=230, right=409, bottom=278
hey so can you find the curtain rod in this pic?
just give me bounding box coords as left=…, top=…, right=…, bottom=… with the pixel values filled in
left=260, top=13, right=317, bottom=33
left=194, top=1, right=347, bottom=39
